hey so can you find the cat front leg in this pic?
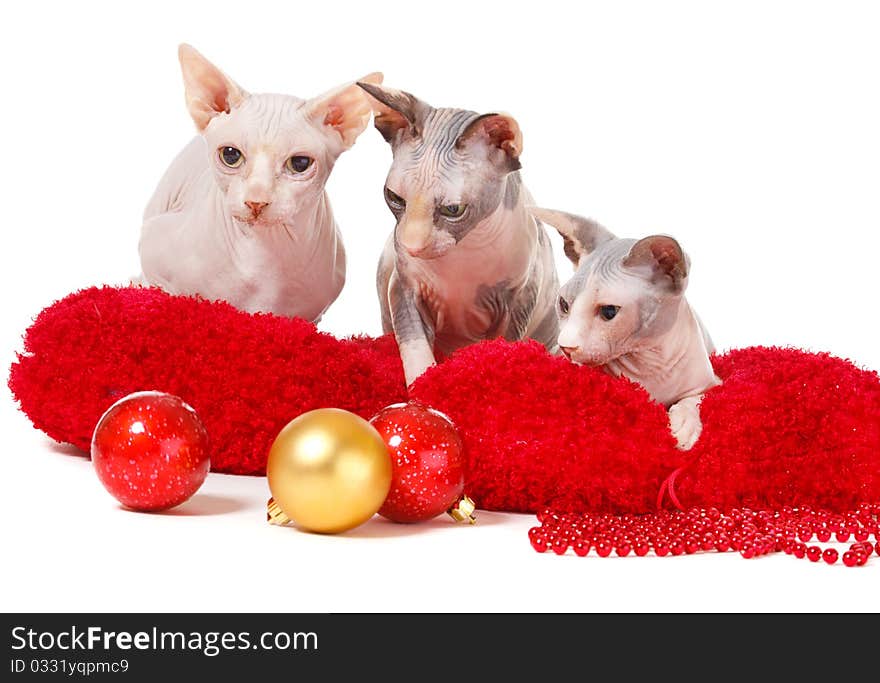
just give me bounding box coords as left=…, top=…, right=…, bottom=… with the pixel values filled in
left=388, top=273, right=436, bottom=387
left=667, top=394, right=704, bottom=450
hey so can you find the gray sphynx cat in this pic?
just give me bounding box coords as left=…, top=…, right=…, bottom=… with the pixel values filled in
left=358, top=81, right=559, bottom=386
left=531, top=207, right=721, bottom=449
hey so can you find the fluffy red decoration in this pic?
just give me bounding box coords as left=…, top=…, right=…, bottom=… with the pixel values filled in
left=9, top=287, right=880, bottom=513
left=677, top=347, right=880, bottom=511
left=411, top=342, right=880, bottom=514
left=9, top=287, right=406, bottom=474
left=410, top=341, right=681, bottom=513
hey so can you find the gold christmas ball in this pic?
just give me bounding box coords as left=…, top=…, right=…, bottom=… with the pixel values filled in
left=266, top=408, right=392, bottom=534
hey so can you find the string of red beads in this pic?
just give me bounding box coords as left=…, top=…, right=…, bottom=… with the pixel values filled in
left=528, top=504, right=879, bottom=566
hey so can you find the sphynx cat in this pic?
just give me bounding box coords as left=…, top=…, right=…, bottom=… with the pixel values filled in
left=357, top=81, right=559, bottom=386
left=530, top=207, right=721, bottom=449
left=139, top=44, right=381, bottom=321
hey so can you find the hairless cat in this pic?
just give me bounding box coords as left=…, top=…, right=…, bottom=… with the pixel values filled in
left=139, top=44, right=381, bottom=321
left=358, top=82, right=559, bottom=386
left=531, top=207, right=721, bottom=449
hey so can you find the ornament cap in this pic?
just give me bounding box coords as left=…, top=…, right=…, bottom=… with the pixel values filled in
left=266, top=497, right=291, bottom=526
left=448, top=495, right=477, bottom=524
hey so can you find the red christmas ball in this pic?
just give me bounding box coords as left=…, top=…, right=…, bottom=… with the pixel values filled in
left=370, top=401, right=465, bottom=523
left=91, top=391, right=210, bottom=511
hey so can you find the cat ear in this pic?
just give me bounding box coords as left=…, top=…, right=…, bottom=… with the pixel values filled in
left=456, top=113, right=523, bottom=172
left=527, top=207, right=615, bottom=266
left=623, top=235, right=690, bottom=293
left=304, top=72, right=384, bottom=151
left=356, top=82, right=429, bottom=144
left=178, top=44, right=248, bottom=131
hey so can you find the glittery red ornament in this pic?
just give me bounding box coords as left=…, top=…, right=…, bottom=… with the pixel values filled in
left=91, top=391, right=210, bottom=511
left=370, top=401, right=465, bottom=523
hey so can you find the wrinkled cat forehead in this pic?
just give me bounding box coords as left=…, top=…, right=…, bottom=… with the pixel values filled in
left=389, top=107, right=484, bottom=163
left=580, top=238, right=639, bottom=277
left=565, top=238, right=640, bottom=292
left=237, top=92, right=308, bottom=114
left=207, top=93, right=307, bottom=130
left=385, top=108, right=501, bottom=193
left=203, top=93, right=329, bottom=149
left=566, top=234, right=691, bottom=302
left=383, top=110, right=477, bottom=190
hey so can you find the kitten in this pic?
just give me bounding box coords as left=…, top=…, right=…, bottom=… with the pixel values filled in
left=139, top=44, right=381, bottom=321
left=530, top=207, right=721, bottom=449
left=357, top=81, right=559, bottom=386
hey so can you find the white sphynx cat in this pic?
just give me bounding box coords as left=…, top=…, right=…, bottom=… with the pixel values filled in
left=530, top=207, right=721, bottom=450
left=139, top=44, right=381, bottom=321
left=357, top=82, right=560, bottom=387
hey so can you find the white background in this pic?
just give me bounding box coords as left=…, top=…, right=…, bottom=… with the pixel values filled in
left=1, top=0, right=878, bottom=612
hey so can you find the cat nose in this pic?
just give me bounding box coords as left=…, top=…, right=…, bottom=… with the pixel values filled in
left=560, top=345, right=578, bottom=359
left=245, top=201, right=269, bottom=218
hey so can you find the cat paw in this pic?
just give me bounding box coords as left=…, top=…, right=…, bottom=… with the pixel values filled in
left=668, top=397, right=703, bottom=450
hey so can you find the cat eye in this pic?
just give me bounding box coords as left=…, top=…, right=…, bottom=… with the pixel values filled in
left=286, top=155, right=314, bottom=174
left=439, top=204, right=467, bottom=220
left=558, top=297, right=570, bottom=315
left=219, top=146, right=244, bottom=168
left=384, top=187, right=406, bottom=211
left=599, top=305, right=620, bottom=321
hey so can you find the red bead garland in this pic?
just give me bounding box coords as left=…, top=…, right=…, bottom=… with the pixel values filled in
left=529, top=504, right=879, bottom=567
